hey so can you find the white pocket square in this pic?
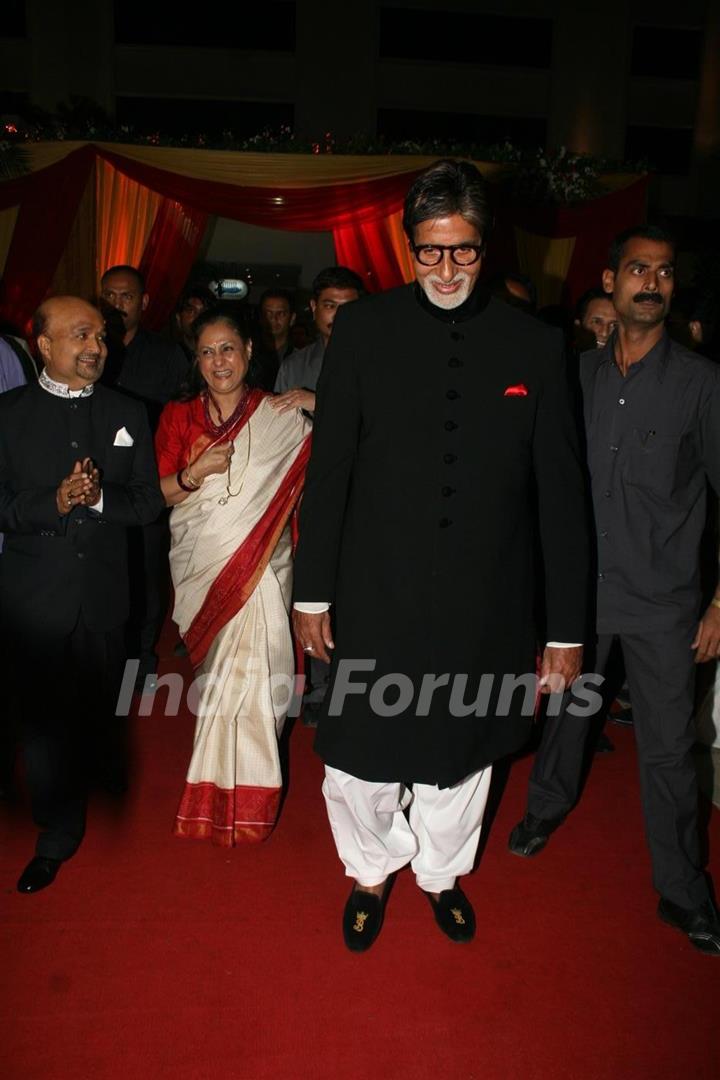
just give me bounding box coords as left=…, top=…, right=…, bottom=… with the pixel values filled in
left=113, top=426, right=134, bottom=447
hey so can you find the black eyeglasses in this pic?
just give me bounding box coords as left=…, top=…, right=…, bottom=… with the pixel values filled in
left=411, top=243, right=484, bottom=267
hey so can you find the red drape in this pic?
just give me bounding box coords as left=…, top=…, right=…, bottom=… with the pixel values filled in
left=333, top=217, right=408, bottom=293
left=0, top=146, right=96, bottom=333
left=492, top=178, right=650, bottom=308
left=97, top=147, right=421, bottom=230
left=138, top=197, right=208, bottom=330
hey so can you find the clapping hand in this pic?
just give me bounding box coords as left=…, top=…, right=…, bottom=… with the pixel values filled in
left=56, top=458, right=101, bottom=515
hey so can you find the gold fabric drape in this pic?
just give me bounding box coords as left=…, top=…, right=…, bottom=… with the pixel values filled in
left=514, top=228, right=577, bottom=309
left=95, top=156, right=161, bottom=283
left=24, top=142, right=642, bottom=193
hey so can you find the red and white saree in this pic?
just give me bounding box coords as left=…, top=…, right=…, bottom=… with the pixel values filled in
left=159, top=392, right=311, bottom=844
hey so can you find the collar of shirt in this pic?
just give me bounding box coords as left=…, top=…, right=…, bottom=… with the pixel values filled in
left=413, top=281, right=491, bottom=323
left=38, top=368, right=94, bottom=398
left=600, top=329, right=671, bottom=383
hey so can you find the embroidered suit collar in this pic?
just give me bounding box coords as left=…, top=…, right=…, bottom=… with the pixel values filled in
left=39, top=369, right=94, bottom=398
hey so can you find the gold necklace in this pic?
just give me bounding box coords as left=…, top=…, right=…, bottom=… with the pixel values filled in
left=218, top=419, right=252, bottom=505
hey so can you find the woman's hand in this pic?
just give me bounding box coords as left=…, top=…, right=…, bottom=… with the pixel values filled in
left=191, top=440, right=233, bottom=480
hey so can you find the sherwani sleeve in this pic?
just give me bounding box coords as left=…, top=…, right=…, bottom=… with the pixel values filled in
left=532, top=336, right=590, bottom=644
left=293, top=307, right=361, bottom=603
left=0, top=412, right=62, bottom=534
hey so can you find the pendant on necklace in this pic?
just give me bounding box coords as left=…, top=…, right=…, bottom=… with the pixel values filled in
left=218, top=495, right=229, bottom=506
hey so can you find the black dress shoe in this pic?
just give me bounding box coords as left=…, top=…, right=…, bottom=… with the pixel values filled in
left=17, top=856, right=61, bottom=894
left=658, top=897, right=720, bottom=955
left=342, top=886, right=387, bottom=952
left=508, top=812, right=564, bottom=857
left=426, top=886, right=476, bottom=942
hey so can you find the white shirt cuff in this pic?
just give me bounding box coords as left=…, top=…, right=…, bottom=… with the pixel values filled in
left=546, top=641, right=582, bottom=648
left=293, top=602, right=330, bottom=614
left=89, top=490, right=103, bottom=514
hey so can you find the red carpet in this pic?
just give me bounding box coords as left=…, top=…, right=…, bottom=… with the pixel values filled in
left=2, top=651, right=719, bottom=1079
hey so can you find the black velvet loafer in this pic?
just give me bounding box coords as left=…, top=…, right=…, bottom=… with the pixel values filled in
left=342, top=887, right=387, bottom=952
left=17, top=856, right=61, bottom=894
left=658, top=897, right=720, bottom=956
left=426, top=886, right=476, bottom=943
left=507, top=813, right=564, bottom=857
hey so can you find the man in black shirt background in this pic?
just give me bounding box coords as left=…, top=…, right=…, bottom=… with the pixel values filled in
left=510, top=225, right=720, bottom=955
left=100, top=265, right=189, bottom=689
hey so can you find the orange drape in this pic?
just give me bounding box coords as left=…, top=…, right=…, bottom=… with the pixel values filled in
left=95, top=157, right=162, bottom=283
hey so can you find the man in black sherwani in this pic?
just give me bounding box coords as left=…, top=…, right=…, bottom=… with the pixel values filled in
left=0, top=296, right=163, bottom=893
left=292, top=160, right=590, bottom=951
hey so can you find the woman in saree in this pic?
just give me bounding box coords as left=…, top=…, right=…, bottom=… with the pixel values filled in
left=155, top=306, right=312, bottom=844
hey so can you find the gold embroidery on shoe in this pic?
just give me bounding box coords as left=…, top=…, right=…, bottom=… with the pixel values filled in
left=353, top=911, right=369, bottom=932
left=450, top=907, right=466, bottom=925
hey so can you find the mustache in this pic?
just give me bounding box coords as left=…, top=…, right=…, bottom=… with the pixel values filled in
left=633, top=292, right=663, bottom=305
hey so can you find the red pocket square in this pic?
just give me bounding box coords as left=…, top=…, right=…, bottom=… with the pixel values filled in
left=504, top=383, right=528, bottom=397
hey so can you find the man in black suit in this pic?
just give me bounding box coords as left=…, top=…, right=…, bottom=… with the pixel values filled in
left=292, top=160, right=589, bottom=951
left=0, top=296, right=163, bottom=892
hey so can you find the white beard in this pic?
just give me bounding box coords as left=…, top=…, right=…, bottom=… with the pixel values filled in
left=418, top=273, right=472, bottom=310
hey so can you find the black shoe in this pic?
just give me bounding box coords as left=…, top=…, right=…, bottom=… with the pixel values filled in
left=595, top=731, right=615, bottom=754
left=17, top=856, right=61, bottom=894
left=508, top=813, right=563, bottom=857
left=342, top=885, right=388, bottom=952
left=657, top=897, right=720, bottom=956
left=425, top=886, right=476, bottom=943
left=608, top=707, right=633, bottom=727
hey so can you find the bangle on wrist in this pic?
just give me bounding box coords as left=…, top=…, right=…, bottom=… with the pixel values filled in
left=710, top=598, right=720, bottom=611
left=176, top=468, right=201, bottom=493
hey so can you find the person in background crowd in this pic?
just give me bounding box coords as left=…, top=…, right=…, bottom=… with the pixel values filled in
left=100, top=264, right=190, bottom=691
left=292, top=160, right=588, bottom=952
left=0, top=320, right=37, bottom=392
left=667, top=287, right=716, bottom=358
left=272, top=266, right=363, bottom=417
left=271, top=265, right=363, bottom=724
left=253, top=288, right=297, bottom=391
left=574, top=288, right=618, bottom=350
left=509, top=225, right=720, bottom=956
left=174, top=283, right=216, bottom=362
left=0, top=321, right=37, bottom=803
left=0, top=296, right=162, bottom=893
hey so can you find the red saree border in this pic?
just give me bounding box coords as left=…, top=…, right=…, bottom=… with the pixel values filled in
left=173, top=781, right=282, bottom=845
left=185, top=434, right=312, bottom=668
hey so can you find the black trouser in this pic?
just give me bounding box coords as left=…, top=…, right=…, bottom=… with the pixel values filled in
left=14, top=616, right=126, bottom=861
left=127, top=512, right=170, bottom=666
left=527, top=628, right=709, bottom=910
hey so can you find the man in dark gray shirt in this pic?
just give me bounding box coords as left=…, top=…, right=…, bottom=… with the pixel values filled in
left=509, top=225, right=720, bottom=955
